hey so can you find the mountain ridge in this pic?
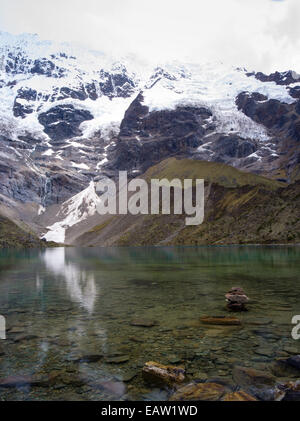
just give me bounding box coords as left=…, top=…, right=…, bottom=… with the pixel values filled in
left=0, top=31, right=300, bottom=246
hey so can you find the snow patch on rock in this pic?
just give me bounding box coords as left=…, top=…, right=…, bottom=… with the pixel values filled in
left=42, top=181, right=101, bottom=243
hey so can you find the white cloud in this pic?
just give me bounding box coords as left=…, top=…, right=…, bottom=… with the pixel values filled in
left=0, top=0, right=299, bottom=72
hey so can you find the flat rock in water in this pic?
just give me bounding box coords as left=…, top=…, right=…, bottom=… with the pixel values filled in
left=167, top=355, right=182, bottom=364
left=142, top=361, right=185, bottom=386
left=232, top=365, right=276, bottom=388
left=170, top=382, right=225, bottom=401
left=246, top=317, right=272, bottom=326
left=254, top=347, right=275, bottom=358
left=48, top=372, right=85, bottom=387
left=0, top=374, right=49, bottom=388
left=14, top=334, right=39, bottom=343
left=130, top=319, right=158, bottom=327
left=283, top=346, right=299, bottom=355
left=0, top=375, right=32, bottom=388
left=222, top=391, right=257, bottom=401
left=121, top=371, right=138, bottom=383
left=129, top=336, right=144, bottom=343
left=105, top=355, right=130, bottom=364
left=9, top=327, right=25, bottom=334
left=76, top=354, right=103, bottom=363
left=200, top=316, right=241, bottom=326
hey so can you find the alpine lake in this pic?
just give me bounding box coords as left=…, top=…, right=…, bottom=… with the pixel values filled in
left=0, top=246, right=299, bottom=401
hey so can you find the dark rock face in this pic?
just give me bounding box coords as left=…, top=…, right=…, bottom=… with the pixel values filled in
left=4, top=53, right=65, bottom=78
left=150, top=67, right=178, bottom=82
left=235, top=90, right=300, bottom=181
left=13, top=88, right=37, bottom=118
left=31, top=58, right=55, bottom=76
left=247, top=70, right=300, bottom=86
left=119, top=93, right=149, bottom=136
left=57, top=86, right=88, bottom=101
left=289, top=86, right=300, bottom=99
left=9, top=67, right=136, bottom=122
left=99, top=70, right=135, bottom=98
left=105, top=92, right=277, bottom=177
left=86, top=83, right=98, bottom=100
left=110, top=135, right=203, bottom=173
left=213, top=135, right=256, bottom=159
left=236, top=92, right=300, bottom=144
left=38, top=104, right=93, bottom=141
left=5, top=51, right=30, bottom=75
left=120, top=93, right=212, bottom=140
left=140, top=107, right=209, bottom=139
left=290, top=120, right=300, bottom=142
left=109, top=93, right=212, bottom=173
left=236, top=92, right=289, bottom=129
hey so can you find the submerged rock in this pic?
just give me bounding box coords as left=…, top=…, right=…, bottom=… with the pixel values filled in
left=119, top=370, right=138, bottom=383
left=0, top=374, right=49, bottom=388
left=130, top=319, right=158, bottom=327
left=278, top=381, right=300, bottom=401
left=200, top=316, right=241, bottom=326
left=225, top=287, right=249, bottom=311
left=254, top=347, right=275, bottom=358
left=105, top=355, right=130, bottom=364
left=222, top=391, right=257, bottom=401
left=193, top=372, right=208, bottom=382
left=75, top=354, right=103, bottom=363
left=167, top=355, right=182, bottom=365
left=270, top=358, right=300, bottom=378
left=282, top=346, right=299, bottom=355
left=9, top=327, right=26, bottom=334
left=13, top=334, right=39, bottom=343
left=94, top=381, right=126, bottom=397
left=169, top=382, right=225, bottom=401
left=232, top=365, right=276, bottom=388
left=48, top=371, right=85, bottom=387
left=142, top=361, right=185, bottom=386
left=286, top=355, right=300, bottom=370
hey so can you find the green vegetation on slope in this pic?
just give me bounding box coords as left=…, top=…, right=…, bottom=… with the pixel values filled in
left=76, top=158, right=299, bottom=247
left=144, top=158, right=284, bottom=189
left=115, top=183, right=300, bottom=246
left=0, top=215, right=50, bottom=248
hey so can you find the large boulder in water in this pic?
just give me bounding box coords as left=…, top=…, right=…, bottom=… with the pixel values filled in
left=222, top=391, right=257, bottom=401
left=232, top=365, right=276, bottom=388
left=169, top=382, right=225, bottom=401
left=142, top=361, right=185, bottom=386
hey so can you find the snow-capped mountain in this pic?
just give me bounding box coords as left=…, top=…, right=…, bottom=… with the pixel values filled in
left=0, top=31, right=296, bottom=143
left=1, top=31, right=300, bottom=243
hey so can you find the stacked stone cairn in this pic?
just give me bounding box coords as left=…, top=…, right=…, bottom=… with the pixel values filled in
left=225, top=287, right=249, bottom=311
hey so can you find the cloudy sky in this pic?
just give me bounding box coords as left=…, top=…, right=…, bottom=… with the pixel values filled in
left=0, top=0, right=299, bottom=72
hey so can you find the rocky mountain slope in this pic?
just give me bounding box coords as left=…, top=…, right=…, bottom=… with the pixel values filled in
left=0, top=31, right=300, bottom=245
left=71, top=158, right=300, bottom=247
